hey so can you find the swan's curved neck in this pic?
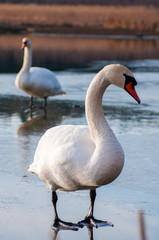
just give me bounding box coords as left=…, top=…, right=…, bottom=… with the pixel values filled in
left=86, top=68, right=112, bottom=142
left=22, top=46, right=32, bottom=71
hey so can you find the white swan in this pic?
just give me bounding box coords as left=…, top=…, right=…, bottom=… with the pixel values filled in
left=28, top=64, right=140, bottom=230
left=15, top=38, right=65, bottom=108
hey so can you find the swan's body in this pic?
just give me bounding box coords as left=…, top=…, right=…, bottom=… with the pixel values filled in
left=15, top=38, right=65, bottom=108
left=28, top=64, right=140, bottom=230
left=30, top=123, right=124, bottom=192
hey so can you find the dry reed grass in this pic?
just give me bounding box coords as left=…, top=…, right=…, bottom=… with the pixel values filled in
left=0, top=4, right=159, bottom=35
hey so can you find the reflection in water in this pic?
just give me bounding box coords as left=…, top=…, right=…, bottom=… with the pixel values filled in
left=29, top=107, right=47, bottom=119
left=70, top=104, right=82, bottom=118
left=17, top=112, right=48, bottom=137
left=51, top=212, right=147, bottom=240
left=52, top=227, right=94, bottom=240
left=16, top=107, right=57, bottom=137
left=16, top=106, right=81, bottom=137
left=0, top=94, right=158, bottom=138
left=0, top=34, right=159, bottom=73
left=0, top=95, right=85, bottom=137
left=52, top=230, right=58, bottom=240
left=16, top=102, right=85, bottom=136
left=87, top=227, right=94, bottom=240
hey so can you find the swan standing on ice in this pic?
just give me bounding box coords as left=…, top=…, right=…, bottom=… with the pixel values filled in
left=28, top=64, right=140, bottom=231
left=15, top=38, right=65, bottom=108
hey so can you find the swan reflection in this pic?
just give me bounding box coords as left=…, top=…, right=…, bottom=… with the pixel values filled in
left=16, top=109, right=65, bottom=137
left=70, top=104, right=82, bottom=118
left=52, top=227, right=94, bottom=240
left=15, top=98, right=84, bottom=137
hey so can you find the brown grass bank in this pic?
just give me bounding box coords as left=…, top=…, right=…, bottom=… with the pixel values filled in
left=0, top=4, right=159, bottom=35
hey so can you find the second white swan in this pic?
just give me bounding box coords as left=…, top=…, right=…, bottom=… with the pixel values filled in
left=15, top=38, right=65, bottom=108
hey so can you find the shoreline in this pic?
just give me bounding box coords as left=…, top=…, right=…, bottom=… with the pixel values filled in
left=1, top=23, right=159, bottom=37
left=33, top=32, right=159, bottom=40
left=1, top=26, right=159, bottom=39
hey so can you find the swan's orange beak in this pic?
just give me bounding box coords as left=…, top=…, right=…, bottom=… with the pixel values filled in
left=21, top=43, right=26, bottom=49
left=125, top=82, right=140, bottom=104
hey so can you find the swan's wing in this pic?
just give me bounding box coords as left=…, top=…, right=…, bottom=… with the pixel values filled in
left=29, top=67, right=64, bottom=96
left=28, top=125, right=95, bottom=191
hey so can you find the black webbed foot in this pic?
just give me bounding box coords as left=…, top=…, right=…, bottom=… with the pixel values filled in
left=78, top=216, right=114, bottom=228
left=52, top=217, right=83, bottom=231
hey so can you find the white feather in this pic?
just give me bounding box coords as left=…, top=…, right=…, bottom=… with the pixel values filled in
left=28, top=64, right=136, bottom=192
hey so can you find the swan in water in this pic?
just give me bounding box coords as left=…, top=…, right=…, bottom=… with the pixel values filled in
left=28, top=64, right=140, bottom=231
left=15, top=38, right=65, bottom=108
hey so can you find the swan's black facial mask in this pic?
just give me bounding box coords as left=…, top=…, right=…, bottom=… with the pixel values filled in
left=23, top=40, right=28, bottom=45
left=123, top=73, right=140, bottom=104
left=21, top=40, right=28, bottom=49
left=123, top=73, right=137, bottom=88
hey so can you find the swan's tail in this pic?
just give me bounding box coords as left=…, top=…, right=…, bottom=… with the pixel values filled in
left=60, top=90, right=66, bottom=95
left=28, top=164, right=36, bottom=174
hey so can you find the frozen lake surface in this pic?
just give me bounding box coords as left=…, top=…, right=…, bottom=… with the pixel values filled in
left=0, top=59, right=159, bottom=240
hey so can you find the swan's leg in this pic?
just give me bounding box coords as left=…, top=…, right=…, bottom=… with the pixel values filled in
left=78, top=189, right=114, bottom=228
left=29, top=96, right=34, bottom=108
left=43, top=96, right=47, bottom=108
left=39, top=96, right=47, bottom=109
left=51, top=191, right=82, bottom=231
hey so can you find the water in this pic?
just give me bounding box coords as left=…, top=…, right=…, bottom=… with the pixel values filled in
left=0, top=56, right=159, bottom=239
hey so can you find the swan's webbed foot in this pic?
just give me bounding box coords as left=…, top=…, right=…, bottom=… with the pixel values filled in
left=52, top=217, right=83, bottom=231
left=78, top=216, right=114, bottom=228
left=51, top=191, right=82, bottom=231
left=79, top=190, right=114, bottom=228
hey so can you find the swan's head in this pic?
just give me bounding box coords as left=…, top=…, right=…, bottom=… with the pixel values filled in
left=21, top=38, right=31, bottom=49
left=105, top=64, right=140, bottom=104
